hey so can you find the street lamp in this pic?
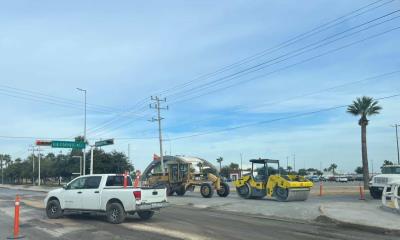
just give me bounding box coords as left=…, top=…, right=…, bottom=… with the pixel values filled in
left=392, top=124, right=400, bottom=164
left=77, top=88, right=87, bottom=175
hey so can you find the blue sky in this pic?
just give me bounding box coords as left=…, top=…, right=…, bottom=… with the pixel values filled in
left=0, top=0, right=399, bottom=173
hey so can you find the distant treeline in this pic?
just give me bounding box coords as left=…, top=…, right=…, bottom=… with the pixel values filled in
left=0, top=148, right=134, bottom=185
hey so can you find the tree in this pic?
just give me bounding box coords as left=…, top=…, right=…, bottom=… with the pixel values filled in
left=328, top=163, right=338, bottom=175
left=287, top=166, right=292, bottom=173
left=216, top=157, right=223, bottom=171
left=347, top=96, right=382, bottom=188
left=355, top=166, right=363, bottom=174
left=298, top=168, right=307, bottom=176
left=381, top=160, right=393, bottom=169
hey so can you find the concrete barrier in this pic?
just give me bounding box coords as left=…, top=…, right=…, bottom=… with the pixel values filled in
left=382, top=180, right=400, bottom=211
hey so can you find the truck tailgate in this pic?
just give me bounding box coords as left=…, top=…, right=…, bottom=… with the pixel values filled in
left=139, top=188, right=167, bottom=204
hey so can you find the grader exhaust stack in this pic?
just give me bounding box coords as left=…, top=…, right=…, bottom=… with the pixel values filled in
left=234, top=158, right=313, bottom=201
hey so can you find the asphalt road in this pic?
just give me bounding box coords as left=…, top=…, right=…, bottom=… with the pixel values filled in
left=0, top=188, right=397, bottom=240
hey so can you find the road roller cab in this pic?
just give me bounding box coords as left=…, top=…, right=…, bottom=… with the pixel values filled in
left=234, top=158, right=313, bottom=201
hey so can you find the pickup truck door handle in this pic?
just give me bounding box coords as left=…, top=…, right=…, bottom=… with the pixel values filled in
left=77, top=191, right=82, bottom=194
left=94, top=191, right=100, bottom=193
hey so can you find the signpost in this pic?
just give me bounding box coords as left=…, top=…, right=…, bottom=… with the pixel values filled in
left=51, top=141, right=86, bottom=149
left=95, top=139, right=114, bottom=147
left=90, top=139, right=114, bottom=175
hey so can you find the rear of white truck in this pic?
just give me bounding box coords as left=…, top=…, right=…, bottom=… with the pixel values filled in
left=101, top=182, right=168, bottom=223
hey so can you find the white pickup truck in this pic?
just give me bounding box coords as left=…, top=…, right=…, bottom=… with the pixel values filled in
left=44, top=174, right=168, bottom=224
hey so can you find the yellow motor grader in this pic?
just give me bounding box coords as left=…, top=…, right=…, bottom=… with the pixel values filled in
left=234, top=158, right=313, bottom=201
left=144, top=159, right=230, bottom=198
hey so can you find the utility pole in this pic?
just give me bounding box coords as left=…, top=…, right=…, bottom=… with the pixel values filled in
left=392, top=124, right=400, bottom=164
left=77, top=88, right=87, bottom=175
left=1, top=154, right=3, bottom=185
left=128, top=144, right=131, bottom=172
left=36, top=147, right=43, bottom=186
left=240, top=153, right=243, bottom=177
left=29, top=145, right=37, bottom=185
left=150, top=96, right=168, bottom=175
left=286, top=156, right=289, bottom=170
left=293, top=153, right=296, bottom=172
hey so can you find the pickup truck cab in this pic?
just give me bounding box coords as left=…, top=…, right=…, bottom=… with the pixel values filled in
left=44, top=174, right=168, bottom=224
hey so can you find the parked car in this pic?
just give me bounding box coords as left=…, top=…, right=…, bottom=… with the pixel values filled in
left=44, top=174, right=168, bottom=224
left=335, top=176, right=348, bottom=183
left=328, top=176, right=336, bottom=182
left=346, top=175, right=355, bottom=181
left=309, top=175, right=320, bottom=182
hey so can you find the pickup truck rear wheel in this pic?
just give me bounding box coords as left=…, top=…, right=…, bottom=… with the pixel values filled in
left=137, top=210, right=154, bottom=220
left=106, top=203, right=126, bottom=224
left=46, top=200, right=63, bottom=219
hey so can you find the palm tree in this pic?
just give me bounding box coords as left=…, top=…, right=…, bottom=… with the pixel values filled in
left=347, top=96, right=382, bottom=188
left=328, top=163, right=338, bottom=175
left=216, top=157, right=223, bottom=171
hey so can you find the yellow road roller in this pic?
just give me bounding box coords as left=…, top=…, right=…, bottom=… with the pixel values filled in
left=234, top=158, right=313, bottom=201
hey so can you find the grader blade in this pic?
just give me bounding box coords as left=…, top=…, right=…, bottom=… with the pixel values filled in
left=285, top=188, right=310, bottom=201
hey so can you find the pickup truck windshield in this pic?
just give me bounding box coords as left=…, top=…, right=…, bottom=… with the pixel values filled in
left=382, top=166, right=400, bottom=174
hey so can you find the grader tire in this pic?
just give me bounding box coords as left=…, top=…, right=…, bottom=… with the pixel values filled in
left=217, top=182, right=230, bottom=197
left=176, top=185, right=186, bottom=196
left=200, top=183, right=214, bottom=198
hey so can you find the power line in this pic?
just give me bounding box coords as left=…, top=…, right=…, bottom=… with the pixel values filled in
left=0, top=84, right=120, bottom=112
left=156, top=0, right=394, bottom=97
left=83, top=0, right=394, bottom=133
left=168, top=25, right=400, bottom=105
left=166, top=11, right=400, bottom=104
left=87, top=8, right=400, bottom=136
left=166, top=93, right=400, bottom=141
left=158, top=70, right=400, bottom=132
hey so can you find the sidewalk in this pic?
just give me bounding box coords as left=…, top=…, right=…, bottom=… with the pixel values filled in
left=320, top=201, right=400, bottom=232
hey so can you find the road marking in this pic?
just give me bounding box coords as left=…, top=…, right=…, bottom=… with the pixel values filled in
left=122, top=223, right=212, bottom=240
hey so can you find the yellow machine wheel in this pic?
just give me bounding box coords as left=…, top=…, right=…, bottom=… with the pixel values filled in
left=217, top=182, right=230, bottom=197
left=275, top=187, right=289, bottom=201
left=200, top=183, right=214, bottom=198
left=176, top=185, right=186, bottom=196
left=236, top=182, right=252, bottom=199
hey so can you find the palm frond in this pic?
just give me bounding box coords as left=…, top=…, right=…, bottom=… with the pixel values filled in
left=347, top=96, right=382, bottom=117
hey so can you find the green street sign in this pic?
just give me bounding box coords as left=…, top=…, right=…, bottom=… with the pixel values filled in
left=95, top=139, right=114, bottom=147
left=52, top=141, right=86, bottom=149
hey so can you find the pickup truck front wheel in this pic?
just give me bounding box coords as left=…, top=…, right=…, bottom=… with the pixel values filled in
left=46, top=200, right=63, bottom=219
left=137, top=210, right=154, bottom=220
left=106, top=203, right=126, bottom=224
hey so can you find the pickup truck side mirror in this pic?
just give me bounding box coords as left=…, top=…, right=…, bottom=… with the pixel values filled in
left=63, top=184, right=69, bottom=190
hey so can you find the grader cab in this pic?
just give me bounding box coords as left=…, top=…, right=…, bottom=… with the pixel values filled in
left=234, top=158, right=313, bottom=201
left=145, top=159, right=230, bottom=198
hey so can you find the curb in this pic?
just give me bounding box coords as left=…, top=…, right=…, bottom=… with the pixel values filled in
left=318, top=205, right=400, bottom=236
